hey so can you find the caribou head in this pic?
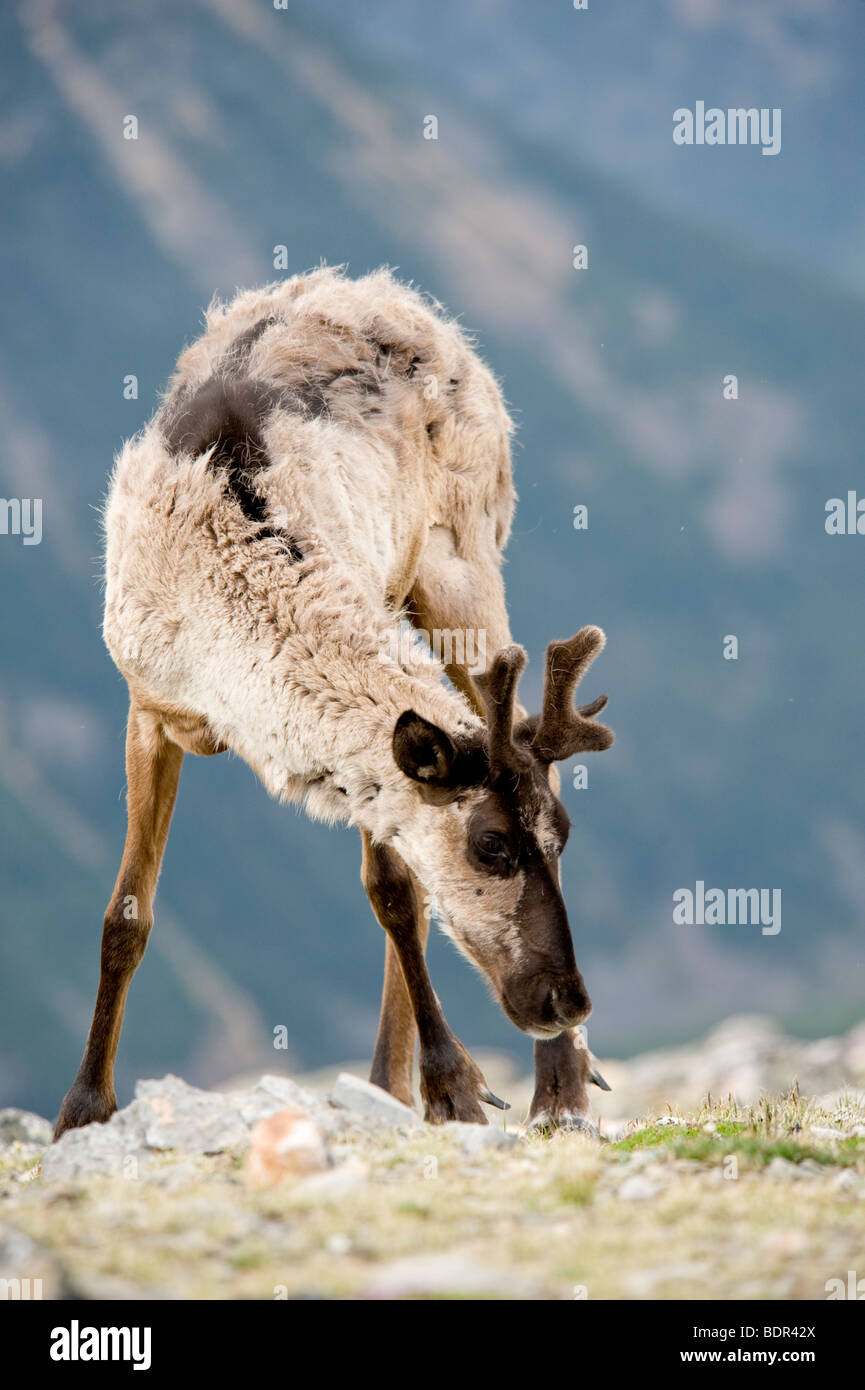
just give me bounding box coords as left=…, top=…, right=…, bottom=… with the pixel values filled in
left=391, top=626, right=614, bottom=1038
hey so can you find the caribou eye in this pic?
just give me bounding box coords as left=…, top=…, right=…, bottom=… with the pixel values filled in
left=475, top=831, right=513, bottom=866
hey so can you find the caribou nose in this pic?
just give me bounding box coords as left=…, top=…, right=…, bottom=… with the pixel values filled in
left=549, top=981, right=592, bottom=1029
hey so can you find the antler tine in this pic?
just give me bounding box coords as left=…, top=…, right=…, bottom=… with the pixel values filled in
left=532, top=625, right=614, bottom=763
left=474, top=644, right=528, bottom=769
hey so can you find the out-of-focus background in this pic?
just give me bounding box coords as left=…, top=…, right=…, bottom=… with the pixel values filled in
left=1, top=0, right=863, bottom=1117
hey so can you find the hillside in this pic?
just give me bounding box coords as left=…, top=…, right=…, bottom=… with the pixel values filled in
left=1, top=0, right=864, bottom=1117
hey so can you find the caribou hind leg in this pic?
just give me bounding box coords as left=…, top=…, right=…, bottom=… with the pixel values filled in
left=369, top=915, right=429, bottom=1109
left=54, top=704, right=184, bottom=1139
left=364, top=820, right=430, bottom=1107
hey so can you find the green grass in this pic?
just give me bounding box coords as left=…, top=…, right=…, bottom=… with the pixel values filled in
left=614, top=1123, right=862, bottom=1168
left=613, top=1090, right=863, bottom=1169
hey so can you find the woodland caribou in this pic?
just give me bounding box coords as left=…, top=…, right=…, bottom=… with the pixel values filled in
left=54, top=267, right=614, bottom=1140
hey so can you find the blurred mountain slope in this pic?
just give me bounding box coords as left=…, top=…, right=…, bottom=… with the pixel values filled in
left=0, top=0, right=863, bottom=1113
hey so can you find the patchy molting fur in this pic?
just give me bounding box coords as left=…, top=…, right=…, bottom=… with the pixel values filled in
left=103, top=265, right=515, bottom=885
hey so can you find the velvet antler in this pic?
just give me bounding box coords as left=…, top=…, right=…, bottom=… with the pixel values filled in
left=522, top=626, right=614, bottom=763
left=474, top=644, right=528, bottom=771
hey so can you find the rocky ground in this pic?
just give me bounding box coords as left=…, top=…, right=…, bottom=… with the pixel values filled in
left=2, top=1014, right=864, bottom=1301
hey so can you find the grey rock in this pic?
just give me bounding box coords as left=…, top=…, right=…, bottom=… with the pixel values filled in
left=764, top=1155, right=798, bottom=1179
left=41, top=1073, right=323, bottom=1182
left=330, top=1073, right=422, bottom=1129
left=248, top=1075, right=345, bottom=1137
left=764, top=1155, right=821, bottom=1180
left=253, top=1074, right=324, bottom=1118
left=0, top=1109, right=53, bottom=1148
left=445, top=1122, right=519, bottom=1154
left=147, top=1159, right=230, bottom=1191
left=601, top=1012, right=865, bottom=1118
left=137, top=1075, right=251, bottom=1154
left=40, top=1108, right=148, bottom=1184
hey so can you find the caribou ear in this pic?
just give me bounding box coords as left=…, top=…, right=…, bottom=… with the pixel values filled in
left=393, top=711, right=455, bottom=784
left=392, top=711, right=484, bottom=800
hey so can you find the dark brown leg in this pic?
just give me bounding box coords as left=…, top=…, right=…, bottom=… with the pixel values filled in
left=361, top=831, right=500, bottom=1124
left=524, top=757, right=605, bottom=1135
left=403, top=563, right=606, bottom=1133
left=54, top=704, right=183, bottom=1139
left=527, top=1028, right=605, bottom=1135
left=365, top=572, right=488, bottom=1108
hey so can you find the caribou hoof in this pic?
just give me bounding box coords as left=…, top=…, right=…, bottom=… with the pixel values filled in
left=420, top=1039, right=509, bottom=1125
left=53, top=1082, right=117, bottom=1141
left=526, top=1109, right=600, bottom=1139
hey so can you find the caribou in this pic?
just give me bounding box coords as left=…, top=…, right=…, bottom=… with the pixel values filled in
left=54, top=266, right=614, bottom=1140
